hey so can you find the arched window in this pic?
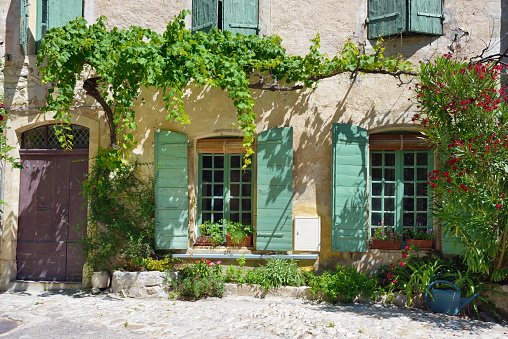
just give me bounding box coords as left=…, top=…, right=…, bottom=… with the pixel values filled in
left=21, top=125, right=89, bottom=149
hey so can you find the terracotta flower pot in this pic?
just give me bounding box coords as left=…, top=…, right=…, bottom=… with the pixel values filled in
left=195, top=236, right=218, bottom=246
left=406, top=239, right=433, bottom=249
left=371, top=239, right=402, bottom=250
left=226, top=234, right=253, bottom=247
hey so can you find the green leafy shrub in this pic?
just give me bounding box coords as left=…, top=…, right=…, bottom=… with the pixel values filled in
left=170, top=259, right=225, bottom=299
left=198, top=220, right=224, bottom=246
left=225, top=220, right=253, bottom=244
left=309, top=265, right=379, bottom=303
left=256, top=256, right=306, bottom=289
left=143, top=257, right=173, bottom=271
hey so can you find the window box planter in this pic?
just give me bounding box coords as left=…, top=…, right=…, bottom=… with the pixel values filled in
left=226, top=234, right=253, bottom=247
left=371, top=239, right=402, bottom=250
left=195, top=236, right=220, bottom=246
left=405, top=239, right=433, bottom=249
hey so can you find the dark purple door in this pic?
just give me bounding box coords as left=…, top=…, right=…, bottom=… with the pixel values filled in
left=17, top=149, right=88, bottom=282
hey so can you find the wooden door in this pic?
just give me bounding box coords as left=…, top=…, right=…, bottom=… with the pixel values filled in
left=17, top=149, right=88, bottom=281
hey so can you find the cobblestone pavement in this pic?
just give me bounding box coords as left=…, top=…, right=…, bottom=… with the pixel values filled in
left=0, top=291, right=507, bottom=338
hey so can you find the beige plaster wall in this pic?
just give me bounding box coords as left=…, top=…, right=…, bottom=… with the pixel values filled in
left=0, top=0, right=506, bottom=283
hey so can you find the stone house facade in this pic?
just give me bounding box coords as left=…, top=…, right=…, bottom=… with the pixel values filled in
left=0, top=0, right=506, bottom=287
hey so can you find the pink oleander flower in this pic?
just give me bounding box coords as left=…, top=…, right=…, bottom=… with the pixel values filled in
left=402, top=253, right=408, bottom=259
left=217, top=261, right=222, bottom=264
left=400, top=262, right=406, bottom=267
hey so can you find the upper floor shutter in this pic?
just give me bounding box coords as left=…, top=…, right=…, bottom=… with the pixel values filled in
left=408, top=0, right=443, bottom=35
left=256, top=127, right=293, bottom=251
left=367, top=0, right=406, bottom=39
left=192, top=0, right=218, bottom=33
left=223, top=0, right=259, bottom=35
left=331, top=123, right=368, bottom=252
left=20, top=0, right=29, bottom=54
left=154, top=130, right=189, bottom=250
left=47, top=0, right=82, bottom=29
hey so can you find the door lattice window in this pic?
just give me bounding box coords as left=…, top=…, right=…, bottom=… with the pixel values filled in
left=22, top=125, right=89, bottom=149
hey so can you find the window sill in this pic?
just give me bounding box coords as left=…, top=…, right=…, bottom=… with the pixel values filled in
left=173, top=253, right=319, bottom=260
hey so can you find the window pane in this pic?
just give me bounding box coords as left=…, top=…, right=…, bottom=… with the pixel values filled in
left=231, top=155, right=241, bottom=168
left=231, top=170, right=240, bottom=182
left=403, top=198, right=414, bottom=211
left=230, top=213, right=240, bottom=222
left=213, top=199, right=223, bottom=211
left=230, top=184, right=240, bottom=196
left=403, top=213, right=414, bottom=226
left=242, top=199, right=251, bottom=211
left=213, top=213, right=223, bottom=222
left=214, top=155, right=224, bottom=168
left=372, top=183, right=382, bottom=196
left=242, top=170, right=251, bottom=182
left=242, top=184, right=251, bottom=197
left=372, top=168, right=382, bottom=181
left=417, top=152, right=428, bottom=166
left=214, top=170, right=224, bottom=182
left=202, top=213, right=211, bottom=223
left=404, top=183, right=414, bottom=196
left=372, top=198, right=382, bottom=211
left=203, top=156, right=212, bottom=168
left=213, top=184, right=223, bottom=196
left=404, top=168, right=414, bottom=181
left=242, top=213, right=252, bottom=225
left=384, top=198, right=395, bottom=211
left=371, top=213, right=382, bottom=226
left=385, top=153, right=395, bottom=166
left=384, top=213, right=395, bottom=226
left=417, top=168, right=427, bottom=181
left=404, top=152, right=414, bottom=166
left=230, top=198, right=239, bottom=211
left=372, top=153, right=382, bottom=166
left=416, top=183, right=427, bottom=196
left=416, top=213, right=428, bottom=226
left=202, top=199, right=212, bottom=210
left=202, top=170, right=212, bottom=182
left=385, top=183, right=395, bottom=196
left=416, top=198, right=427, bottom=211
left=385, top=168, right=395, bottom=181
left=202, top=184, right=212, bottom=196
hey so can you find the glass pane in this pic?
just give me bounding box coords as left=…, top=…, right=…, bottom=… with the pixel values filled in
left=231, top=170, right=240, bottom=182
left=202, top=213, right=211, bottom=223
left=372, top=168, right=382, bottom=181
left=417, top=168, right=427, bottom=181
left=202, top=199, right=212, bottom=210
left=403, top=213, right=415, bottom=226
left=213, top=199, right=223, bottom=211
left=417, top=152, right=428, bottom=166
left=242, top=213, right=252, bottom=225
left=417, top=198, right=427, bottom=211
left=404, top=168, right=414, bottom=181
left=404, top=183, right=414, bottom=196
left=231, top=155, right=241, bottom=168
left=384, top=198, right=395, bottom=211
left=202, top=170, right=212, bottom=182
left=404, top=152, right=414, bottom=166
left=242, top=170, right=251, bottom=182
left=214, top=155, right=224, bottom=168
left=202, top=184, right=212, bottom=196
left=213, top=184, right=223, bottom=196
left=385, top=153, right=395, bottom=166
left=242, top=199, right=251, bottom=211
left=371, top=213, right=382, bottom=226
left=372, top=153, right=382, bottom=166
left=385, top=183, right=395, bottom=196
left=230, top=198, right=240, bottom=211
left=416, top=183, right=427, bottom=196
left=372, top=183, right=382, bottom=196
left=230, top=184, right=240, bottom=196
left=242, top=184, right=251, bottom=197
left=23, top=126, right=46, bottom=149
left=403, top=198, right=414, bottom=211
left=214, top=170, right=224, bottom=182
left=385, top=168, right=395, bottom=181
left=230, top=213, right=240, bottom=222
left=416, top=213, right=428, bottom=226
left=384, top=213, right=395, bottom=226
left=371, top=198, right=382, bottom=211
left=203, top=156, right=212, bottom=168
left=213, top=213, right=223, bottom=222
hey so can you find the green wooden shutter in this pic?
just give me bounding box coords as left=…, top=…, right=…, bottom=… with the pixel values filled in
left=20, top=0, right=29, bottom=54
left=192, top=0, right=218, bottom=33
left=256, top=127, right=293, bottom=251
left=223, top=0, right=259, bottom=35
left=154, top=130, right=189, bottom=249
left=331, top=123, right=368, bottom=252
left=367, top=0, right=406, bottom=39
left=47, top=0, right=82, bottom=29
left=408, top=0, right=443, bottom=35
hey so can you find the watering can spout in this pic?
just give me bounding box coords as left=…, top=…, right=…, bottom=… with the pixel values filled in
left=458, top=292, right=480, bottom=312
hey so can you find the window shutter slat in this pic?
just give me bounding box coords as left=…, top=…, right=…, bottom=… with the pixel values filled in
left=331, top=123, right=368, bottom=252
left=20, top=0, right=28, bottom=54
left=367, top=0, right=406, bottom=38
left=197, top=139, right=248, bottom=153
left=409, top=0, right=443, bottom=35
left=192, top=0, right=218, bottom=33
left=369, top=135, right=431, bottom=150
left=48, top=0, right=82, bottom=29
left=223, top=0, right=259, bottom=35
left=154, top=130, right=189, bottom=249
left=256, top=127, right=293, bottom=251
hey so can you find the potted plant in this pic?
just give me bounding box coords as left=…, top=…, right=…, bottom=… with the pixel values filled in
left=404, top=229, right=434, bottom=249
left=371, top=223, right=402, bottom=250
left=196, top=220, right=224, bottom=246
left=225, top=220, right=253, bottom=247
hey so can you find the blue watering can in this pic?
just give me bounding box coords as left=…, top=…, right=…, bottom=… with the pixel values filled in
left=424, top=280, right=480, bottom=315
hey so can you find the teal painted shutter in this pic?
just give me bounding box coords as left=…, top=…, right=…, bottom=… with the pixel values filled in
left=192, top=0, right=218, bottom=33
left=367, top=0, right=406, bottom=39
left=408, top=0, right=443, bottom=35
left=223, top=0, right=259, bottom=35
left=154, top=130, right=189, bottom=249
left=331, top=123, right=368, bottom=252
left=48, top=0, right=82, bottom=29
left=20, top=0, right=29, bottom=54
left=256, top=127, right=293, bottom=251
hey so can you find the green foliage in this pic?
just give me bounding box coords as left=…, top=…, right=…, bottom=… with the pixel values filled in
left=198, top=220, right=224, bottom=246
left=79, top=148, right=156, bottom=271
left=142, top=257, right=173, bottom=272
left=308, top=265, right=379, bottom=303
left=37, top=12, right=413, bottom=159
left=170, top=259, right=225, bottom=299
left=225, top=220, right=252, bottom=244
left=413, top=56, right=508, bottom=281
left=372, top=224, right=402, bottom=241
left=257, top=256, right=306, bottom=290
left=403, top=229, right=434, bottom=240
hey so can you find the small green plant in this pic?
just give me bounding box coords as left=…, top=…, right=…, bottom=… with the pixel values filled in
left=372, top=223, right=402, bottom=241
left=224, top=254, right=247, bottom=283
left=198, top=220, right=224, bottom=246
left=142, top=257, right=173, bottom=271
left=257, top=256, right=305, bottom=290
left=225, top=220, right=253, bottom=245
left=403, top=229, right=434, bottom=240
left=169, top=259, right=225, bottom=299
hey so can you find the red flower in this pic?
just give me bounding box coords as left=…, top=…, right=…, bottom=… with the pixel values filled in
left=404, top=245, right=410, bottom=250
left=400, top=262, right=406, bottom=267
left=0, top=115, right=3, bottom=121
left=496, top=204, right=502, bottom=209
left=392, top=280, right=397, bottom=284
left=402, top=253, right=408, bottom=258
left=206, top=260, right=211, bottom=263
left=390, top=265, right=395, bottom=269
left=387, top=273, right=392, bottom=279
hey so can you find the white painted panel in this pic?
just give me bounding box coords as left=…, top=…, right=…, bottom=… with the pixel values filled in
left=294, top=216, right=320, bottom=251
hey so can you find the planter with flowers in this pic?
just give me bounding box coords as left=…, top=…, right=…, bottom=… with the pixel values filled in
left=404, top=229, right=434, bottom=249
left=225, top=220, right=253, bottom=247
left=196, top=220, right=224, bottom=246
left=371, top=224, right=402, bottom=250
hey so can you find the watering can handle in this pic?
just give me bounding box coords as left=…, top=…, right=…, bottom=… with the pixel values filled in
left=424, top=280, right=460, bottom=304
